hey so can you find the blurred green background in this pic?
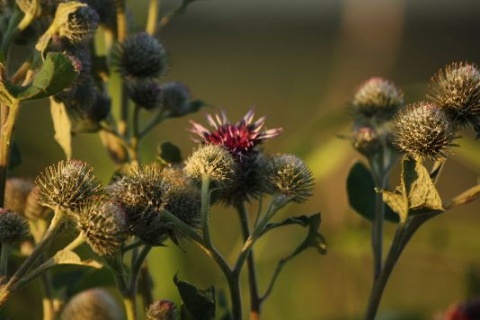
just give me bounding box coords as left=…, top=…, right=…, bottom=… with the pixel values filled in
left=7, top=0, right=480, bottom=319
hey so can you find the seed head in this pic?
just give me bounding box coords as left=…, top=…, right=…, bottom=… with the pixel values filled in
left=0, top=208, right=30, bottom=243
left=427, top=62, right=480, bottom=130
left=76, top=198, right=127, bottom=257
left=35, top=159, right=103, bottom=214
left=126, top=79, right=161, bottom=110
left=146, top=300, right=178, bottom=320
left=350, top=77, right=404, bottom=121
left=391, top=101, right=458, bottom=160
left=161, top=167, right=201, bottom=242
left=265, top=154, right=314, bottom=203
left=111, top=32, right=168, bottom=79
left=160, top=81, right=191, bottom=117
left=107, top=164, right=168, bottom=245
left=184, top=144, right=238, bottom=189
left=61, top=288, right=123, bottom=320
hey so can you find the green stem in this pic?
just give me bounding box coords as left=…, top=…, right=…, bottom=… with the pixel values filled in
left=368, top=154, right=388, bottom=280
left=364, top=212, right=440, bottom=320
left=123, top=296, right=137, bottom=320
left=0, top=100, right=20, bottom=207
left=235, top=202, right=261, bottom=319
left=200, top=176, right=212, bottom=245
left=39, top=271, right=55, bottom=320
left=129, top=245, right=151, bottom=296
left=146, top=0, right=159, bottom=35
left=364, top=223, right=405, bottom=320
left=0, top=209, right=65, bottom=306
left=0, top=243, right=11, bottom=279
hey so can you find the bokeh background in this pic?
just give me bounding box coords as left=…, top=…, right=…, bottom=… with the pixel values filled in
left=6, top=0, right=480, bottom=319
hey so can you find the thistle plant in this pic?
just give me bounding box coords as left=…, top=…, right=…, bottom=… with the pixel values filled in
left=0, top=1, right=326, bottom=319
left=346, top=62, right=480, bottom=319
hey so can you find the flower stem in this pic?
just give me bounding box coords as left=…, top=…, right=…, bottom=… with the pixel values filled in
left=146, top=0, right=159, bottom=35
left=235, top=202, right=261, bottom=319
left=0, top=100, right=20, bottom=207
left=0, top=209, right=65, bottom=306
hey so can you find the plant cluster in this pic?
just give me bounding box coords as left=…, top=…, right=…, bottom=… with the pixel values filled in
left=0, top=1, right=325, bottom=320
left=346, top=62, right=480, bottom=319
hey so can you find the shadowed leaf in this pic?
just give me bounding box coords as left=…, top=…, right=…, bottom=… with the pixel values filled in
left=174, top=275, right=215, bottom=320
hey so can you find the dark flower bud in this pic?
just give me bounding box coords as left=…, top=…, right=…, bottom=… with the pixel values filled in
left=0, top=209, right=30, bottom=243
left=61, top=288, right=123, bottom=320
left=76, top=199, right=127, bottom=256
left=126, top=79, right=161, bottom=110
left=427, top=62, right=480, bottom=130
left=351, top=77, right=404, bottom=122
left=146, top=300, right=178, bottom=320
left=4, top=178, right=34, bottom=216
left=111, top=32, right=168, bottom=79
left=35, top=159, right=103, bottom=214
left=391, top=101, right=458, bottom=160
left=265, top=154, right=314, bottom=203
left=352, top=126, right=382, bottom=156
left=160, top=81, right=191, bottom=117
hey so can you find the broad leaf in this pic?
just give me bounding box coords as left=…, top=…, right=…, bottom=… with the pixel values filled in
left=50, top=97, right=72, bottom=159
left=402, top=157, right=444, bottom=214
left=174, top=275, right=215, bottom=320
left=9, top=52, right=78, bottom=101
left=347, top=161, right=400, bottom=223
left=157, top=141, right=182, bottom=164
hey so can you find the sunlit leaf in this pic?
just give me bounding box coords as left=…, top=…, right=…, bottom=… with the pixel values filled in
left=50, top=97, right=72, bottom=159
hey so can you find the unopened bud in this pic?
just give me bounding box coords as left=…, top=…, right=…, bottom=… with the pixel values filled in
left=146, top=300, right=178, bottom=320
left=61, top=288, right=123, bottom=320
left=0, top=208, right=30, bottom=243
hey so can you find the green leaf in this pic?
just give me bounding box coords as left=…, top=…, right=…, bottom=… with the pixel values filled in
left=9, top=52, right=78, bottom=101
left=157, top=142, right=182, bottom=164
left=402, top=157, right=444, bottom=214
left=174, top=275, right=215, bottom=320
left=380, top=189, right=408, bottom=222
left=346, top=161, right=400, bottom=223
left=50, top=97, right=72, bottom=159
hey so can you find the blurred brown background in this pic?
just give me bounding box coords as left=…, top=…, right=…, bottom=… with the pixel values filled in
left=8, top=0, right=480, bottom=319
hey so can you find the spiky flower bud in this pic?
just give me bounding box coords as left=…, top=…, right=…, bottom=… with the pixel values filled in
left=184, top=144, right=238, bottom=189
left=35, top=160, right=103, bottom=214
left=107, top=164, right=168, bottom=245
left=111, top=32, right=168, bottom=79
left=0, top=209, right=30, bottom=243
left=351, top=77, right=404, bottom=121
left=61, top=288, right=123, bottom=320
left=391, top=101, right=457, bottom=160
left=126, top=79, right=161, bottom=110
left=427, top=62, right=480, bottom=130
left=53, top=2, right=99, bottom=44
left=4, top=178, right=34, bottom=216
left=76, top=199, right=127, bottom=256
left=160, top=81, right=191, bottom=117
left=266, top=154, right=314, bottom=203
left=161, top=167, right=201, bottom=242
left=146, top=300, right=178, bottom=320
left=352, top=126, right=382, bottom=156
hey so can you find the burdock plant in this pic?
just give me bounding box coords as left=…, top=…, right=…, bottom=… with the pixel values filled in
left=0, top=1, right=326, bottom=319
left=346, top=63, right=480, bottom=319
